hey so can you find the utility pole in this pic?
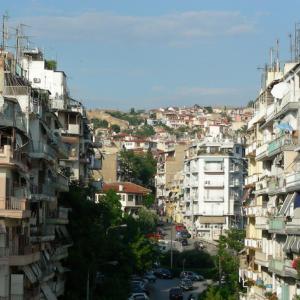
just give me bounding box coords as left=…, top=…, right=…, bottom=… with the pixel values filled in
left=218, top=225, right=223, bottom=287
left=170, top=216, right=173, bottom=270
left=1, top=13, right=8, bottom=53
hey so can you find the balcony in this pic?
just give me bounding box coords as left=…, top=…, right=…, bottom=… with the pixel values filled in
left=65, top=124, right=81, bottom=135
left=9, top=245, right=40, bottom=266
left=268, top=217, right=286, bottom=233
left=0, top=196, right=30, bottom=219
left=256, top=216, right=268, bottom=230
left=47, top=207, right=69, bottom=225
left=286, top=170, right=300, bottom=192
left=245, top=238, right=262, bottom=249
left=30, top=142, right=56, bottom=161
left=267, top=176, right=286, bottom=195
left=30, top=183, right=56, bottom=202
left=268, top=135, right=297, bottom=157
left=204, top=181, right=224, bottom=188
left=0, top=145, right=29, bottom=172
left=245, top=141, right=258, bottom=157
left=229, top=180, right=240, bottom=188
left=245, top=174, right=259, bottom=186
left=268, top=259, right=298, bottom=278
left=255, top=251, right=271, bottom=267
left=244, top=206, right=267, bottom=217
left=30, top=225, right=55, bottom=243
left=51, top=98, right=66, bottom=110
left=204, top=166, right=224, bottom=173
left=256, top=143, right=268, bottom=160
left=52, top=246, right=69, bottom=261
left=91, top=180, right=103, bottom=191
left=255, top=177, right=269, bottom=195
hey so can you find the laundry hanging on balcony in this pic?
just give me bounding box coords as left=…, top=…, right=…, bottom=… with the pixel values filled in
left=276, top=122, right=293, bottom=133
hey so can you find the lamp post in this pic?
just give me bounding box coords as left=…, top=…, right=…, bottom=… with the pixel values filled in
left=86, top=260, right=119, bottom=300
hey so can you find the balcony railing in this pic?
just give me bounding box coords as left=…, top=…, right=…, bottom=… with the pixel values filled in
left=269, top=259, right=298, bottom=278
left=245, top=238, right=262, bottom=249
left=268, top=135, right=297, bottom=157
left=268, top=217, right=285, bottom=233
left=31, top=142, right=56, bottom=160
left=0, top=145, right=29, bottom=172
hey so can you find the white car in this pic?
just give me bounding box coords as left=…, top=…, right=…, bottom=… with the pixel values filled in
left=128, top=292, right=149, bottom=300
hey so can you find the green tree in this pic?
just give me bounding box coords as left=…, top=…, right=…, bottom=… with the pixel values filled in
left=45, top=59, right=57, bottom=70
left=142, top=194, right=155, bottom=208
left=92, top=118, right=109, bottom=129
left=111, top=124, right=121, bottom=133
left=135, top=124, right=155, bottom=137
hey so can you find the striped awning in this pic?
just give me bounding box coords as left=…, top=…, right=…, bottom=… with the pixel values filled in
left=283, top=236, right=294, bottom=253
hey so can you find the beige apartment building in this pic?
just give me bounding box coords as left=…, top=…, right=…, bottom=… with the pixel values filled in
left=240, top=62, right=300, bottom=300
left=155, top=142, right=186, bottom=218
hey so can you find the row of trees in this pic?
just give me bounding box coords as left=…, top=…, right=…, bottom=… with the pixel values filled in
left=61, top=186, right=159, bottom=300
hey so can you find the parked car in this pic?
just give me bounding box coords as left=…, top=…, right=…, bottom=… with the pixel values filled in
left=181, top=239, right=188, bottom=246
left=175, top=224, right=186, bottom=232
left=146, top=232, right=163, bottom=240
left=180, top=271, right=204, bottom=281
left=180, top=231, right=191, bottom=239
left=187, top=293, right=198, bottom=300
left=131, top=280, right=148, bottom=294
left=154, top=268, right=173, bottom=279
left=169, top=287, right=183, bottom=300
left=143, top=271, right=156, bottom=283
left=128, top=292, right=149, bottom=300
left=179, top=278, right=193, bottom=291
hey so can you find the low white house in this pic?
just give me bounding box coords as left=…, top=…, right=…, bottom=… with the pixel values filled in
left=98, top=181, right=151, bottom=213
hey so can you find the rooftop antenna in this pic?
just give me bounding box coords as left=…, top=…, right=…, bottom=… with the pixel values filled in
left=1, top=12, right=9, bottom=53
left=288, top=33, right=293, bottom=62
left=275, top=39, right=280, bottom=71
left=294, top=23, right=300, bottom=62
left=270, top=47, right=273, bottom=71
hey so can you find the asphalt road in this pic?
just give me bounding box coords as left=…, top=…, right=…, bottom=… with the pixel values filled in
left=149, top=278, right=208, bottom=300
left=158, top=222, right=218, bottom=256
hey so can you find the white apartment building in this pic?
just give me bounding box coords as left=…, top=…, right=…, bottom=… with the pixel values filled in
left=183, top=137, right=244, bottom=241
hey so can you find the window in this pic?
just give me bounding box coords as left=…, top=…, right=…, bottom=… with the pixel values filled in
left=128, top=194, right=134, bottom=202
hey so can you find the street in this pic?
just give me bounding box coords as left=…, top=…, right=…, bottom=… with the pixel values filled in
left=159, top=222, right=218, bottom=256
left=149, top=278, right=208, bottom=300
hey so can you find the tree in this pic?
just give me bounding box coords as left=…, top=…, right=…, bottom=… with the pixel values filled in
left=92, top=118, right=109, bottom=129
left=110, top=124, right=121, bottom=133
left=135, top=124, right=155, bottom=137
left=142, top=194, right=155, bottom=209
left=118, top=150, right=156, bottom=189
left=45, top=59, right=57, bottom=71
left=247, top=100, right=254, bottom=107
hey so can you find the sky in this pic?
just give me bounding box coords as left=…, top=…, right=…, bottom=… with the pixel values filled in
left=2, top=0, right=300, bottom=110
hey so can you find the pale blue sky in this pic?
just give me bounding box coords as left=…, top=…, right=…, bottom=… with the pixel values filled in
left=2, top=0, right=300, bottom=109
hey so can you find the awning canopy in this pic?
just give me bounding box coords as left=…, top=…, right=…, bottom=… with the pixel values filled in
left=199, top=216, right=226, bottom=224
left=41, top=283, right=57, bottom=300
left=291, top=236, right=300, bottom=253
left=283, top=235, right=294, bottom=253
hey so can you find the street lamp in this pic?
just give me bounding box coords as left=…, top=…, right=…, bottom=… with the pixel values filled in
left=105, top=224, right=127, bottom=236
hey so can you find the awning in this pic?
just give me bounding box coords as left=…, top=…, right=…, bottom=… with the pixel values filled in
left=278, top=193, right=295, bottom=216
left=22, top=266, right=37, bottom=284
left=41, top=283, right=57, bottom=300
left=199, top=216, right=226, bottom=224
left=283, top=236, right=294, bottom=253
left=291, top=236, right=300, bottom=253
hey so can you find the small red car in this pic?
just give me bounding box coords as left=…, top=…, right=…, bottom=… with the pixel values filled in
left=175, top=224, right=186, bottom=232
left=146, top=233, right=163, bottom=240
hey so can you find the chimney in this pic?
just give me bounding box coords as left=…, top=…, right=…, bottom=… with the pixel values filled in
left=119, top=184, right=123, bottom=192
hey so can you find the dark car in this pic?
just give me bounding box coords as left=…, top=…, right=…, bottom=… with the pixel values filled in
left=180, top=271, right=204, bottom=281
left=181, top=239, right=188, bottom=246
left=154, top=268, right=173, bottom=279
left=187, top=293, right=198, bottom=300
left=180, top=231, right=191, bottom=239
left=143, top=271, right=156, bottom=283
left=179, top=278, right=193, bottom=291
left=169, top=287, right=183, bottom=300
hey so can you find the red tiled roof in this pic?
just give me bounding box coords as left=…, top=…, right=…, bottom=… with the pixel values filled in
left=102, top=182, right=151, bottom=195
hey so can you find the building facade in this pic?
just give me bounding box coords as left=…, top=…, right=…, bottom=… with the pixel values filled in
left=182, top=137, right=244, bottom=241
left=240, top=63, right=300, bottom=300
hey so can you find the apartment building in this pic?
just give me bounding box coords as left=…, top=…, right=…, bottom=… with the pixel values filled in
left=155, top=142, right=186, bottom=217
left=0, top=52, right=73, bottom=299
left=240, top=62, right=300, bottom=300
left=21, top=48, right=99, bottom=188
left=182, top=137, right=244, bottom=241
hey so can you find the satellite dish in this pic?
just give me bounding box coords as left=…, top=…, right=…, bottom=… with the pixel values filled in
left=271, top=82, right=290, bottom=99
